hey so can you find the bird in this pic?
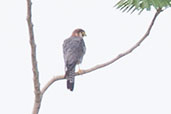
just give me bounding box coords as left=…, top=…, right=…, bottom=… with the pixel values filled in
left=63, top=28, right=86, bottom=91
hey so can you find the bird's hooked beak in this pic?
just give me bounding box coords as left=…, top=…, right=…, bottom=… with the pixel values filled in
left=82, top=32, right=87, bottom=37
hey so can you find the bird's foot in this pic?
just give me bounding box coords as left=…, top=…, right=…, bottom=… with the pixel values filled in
left=77, top=69, right=83, bottom=75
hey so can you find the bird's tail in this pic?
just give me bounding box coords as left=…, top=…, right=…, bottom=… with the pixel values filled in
left=65, top=69, right=75, bottom=91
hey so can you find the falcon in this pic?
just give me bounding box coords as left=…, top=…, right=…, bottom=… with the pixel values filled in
left=63, top=28, right=86, bottom=91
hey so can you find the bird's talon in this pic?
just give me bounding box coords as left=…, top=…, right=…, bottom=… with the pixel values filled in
left=78, top=69, right=83, bottom=74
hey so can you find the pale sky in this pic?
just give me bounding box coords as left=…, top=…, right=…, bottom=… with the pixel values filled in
left=0, top=0, right=171, bottom=114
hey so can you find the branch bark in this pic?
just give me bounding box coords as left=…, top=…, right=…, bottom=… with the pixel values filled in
left=26, top=0, right=42, bottom=114
left=41, top=8, right=162, bottom=95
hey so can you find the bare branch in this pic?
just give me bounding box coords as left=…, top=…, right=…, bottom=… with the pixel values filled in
left=41, top=9, right=162, bottom=95
left=26, top=0, right=42, bottom=114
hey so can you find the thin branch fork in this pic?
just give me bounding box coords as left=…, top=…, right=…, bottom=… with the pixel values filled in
left=41, top=8, right=162, bottom=95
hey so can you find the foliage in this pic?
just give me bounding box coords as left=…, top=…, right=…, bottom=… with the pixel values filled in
left=115, top=0, right=171, bottom=13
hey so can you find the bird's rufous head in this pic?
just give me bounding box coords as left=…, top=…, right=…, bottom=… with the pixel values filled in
left=71, top=28, right=87, bottom=38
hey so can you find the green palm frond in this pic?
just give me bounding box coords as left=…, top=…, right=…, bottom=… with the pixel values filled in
left=115, top=0, right=171, bottom=13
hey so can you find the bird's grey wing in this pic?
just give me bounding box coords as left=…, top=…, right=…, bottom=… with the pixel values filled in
left=63, top=38, right=85, bottom=66
left=63, top=38, right=82, bottom=91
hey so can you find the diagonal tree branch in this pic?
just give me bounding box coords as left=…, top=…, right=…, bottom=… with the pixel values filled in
left=41, top=8, right=162, bottom=95
left=26, top=0, right=42, bottom=114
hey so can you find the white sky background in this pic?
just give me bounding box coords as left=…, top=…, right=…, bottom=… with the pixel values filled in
left=0, top=0, right=171, bottom=114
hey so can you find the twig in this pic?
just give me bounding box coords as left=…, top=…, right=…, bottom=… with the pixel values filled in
left=41, top=9, right=162, bottom=95
left=26, top=0, right=42, bottom=114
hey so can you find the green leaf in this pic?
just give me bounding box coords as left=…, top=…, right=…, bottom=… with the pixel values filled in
left=115, top=0, right=171, bottom=13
